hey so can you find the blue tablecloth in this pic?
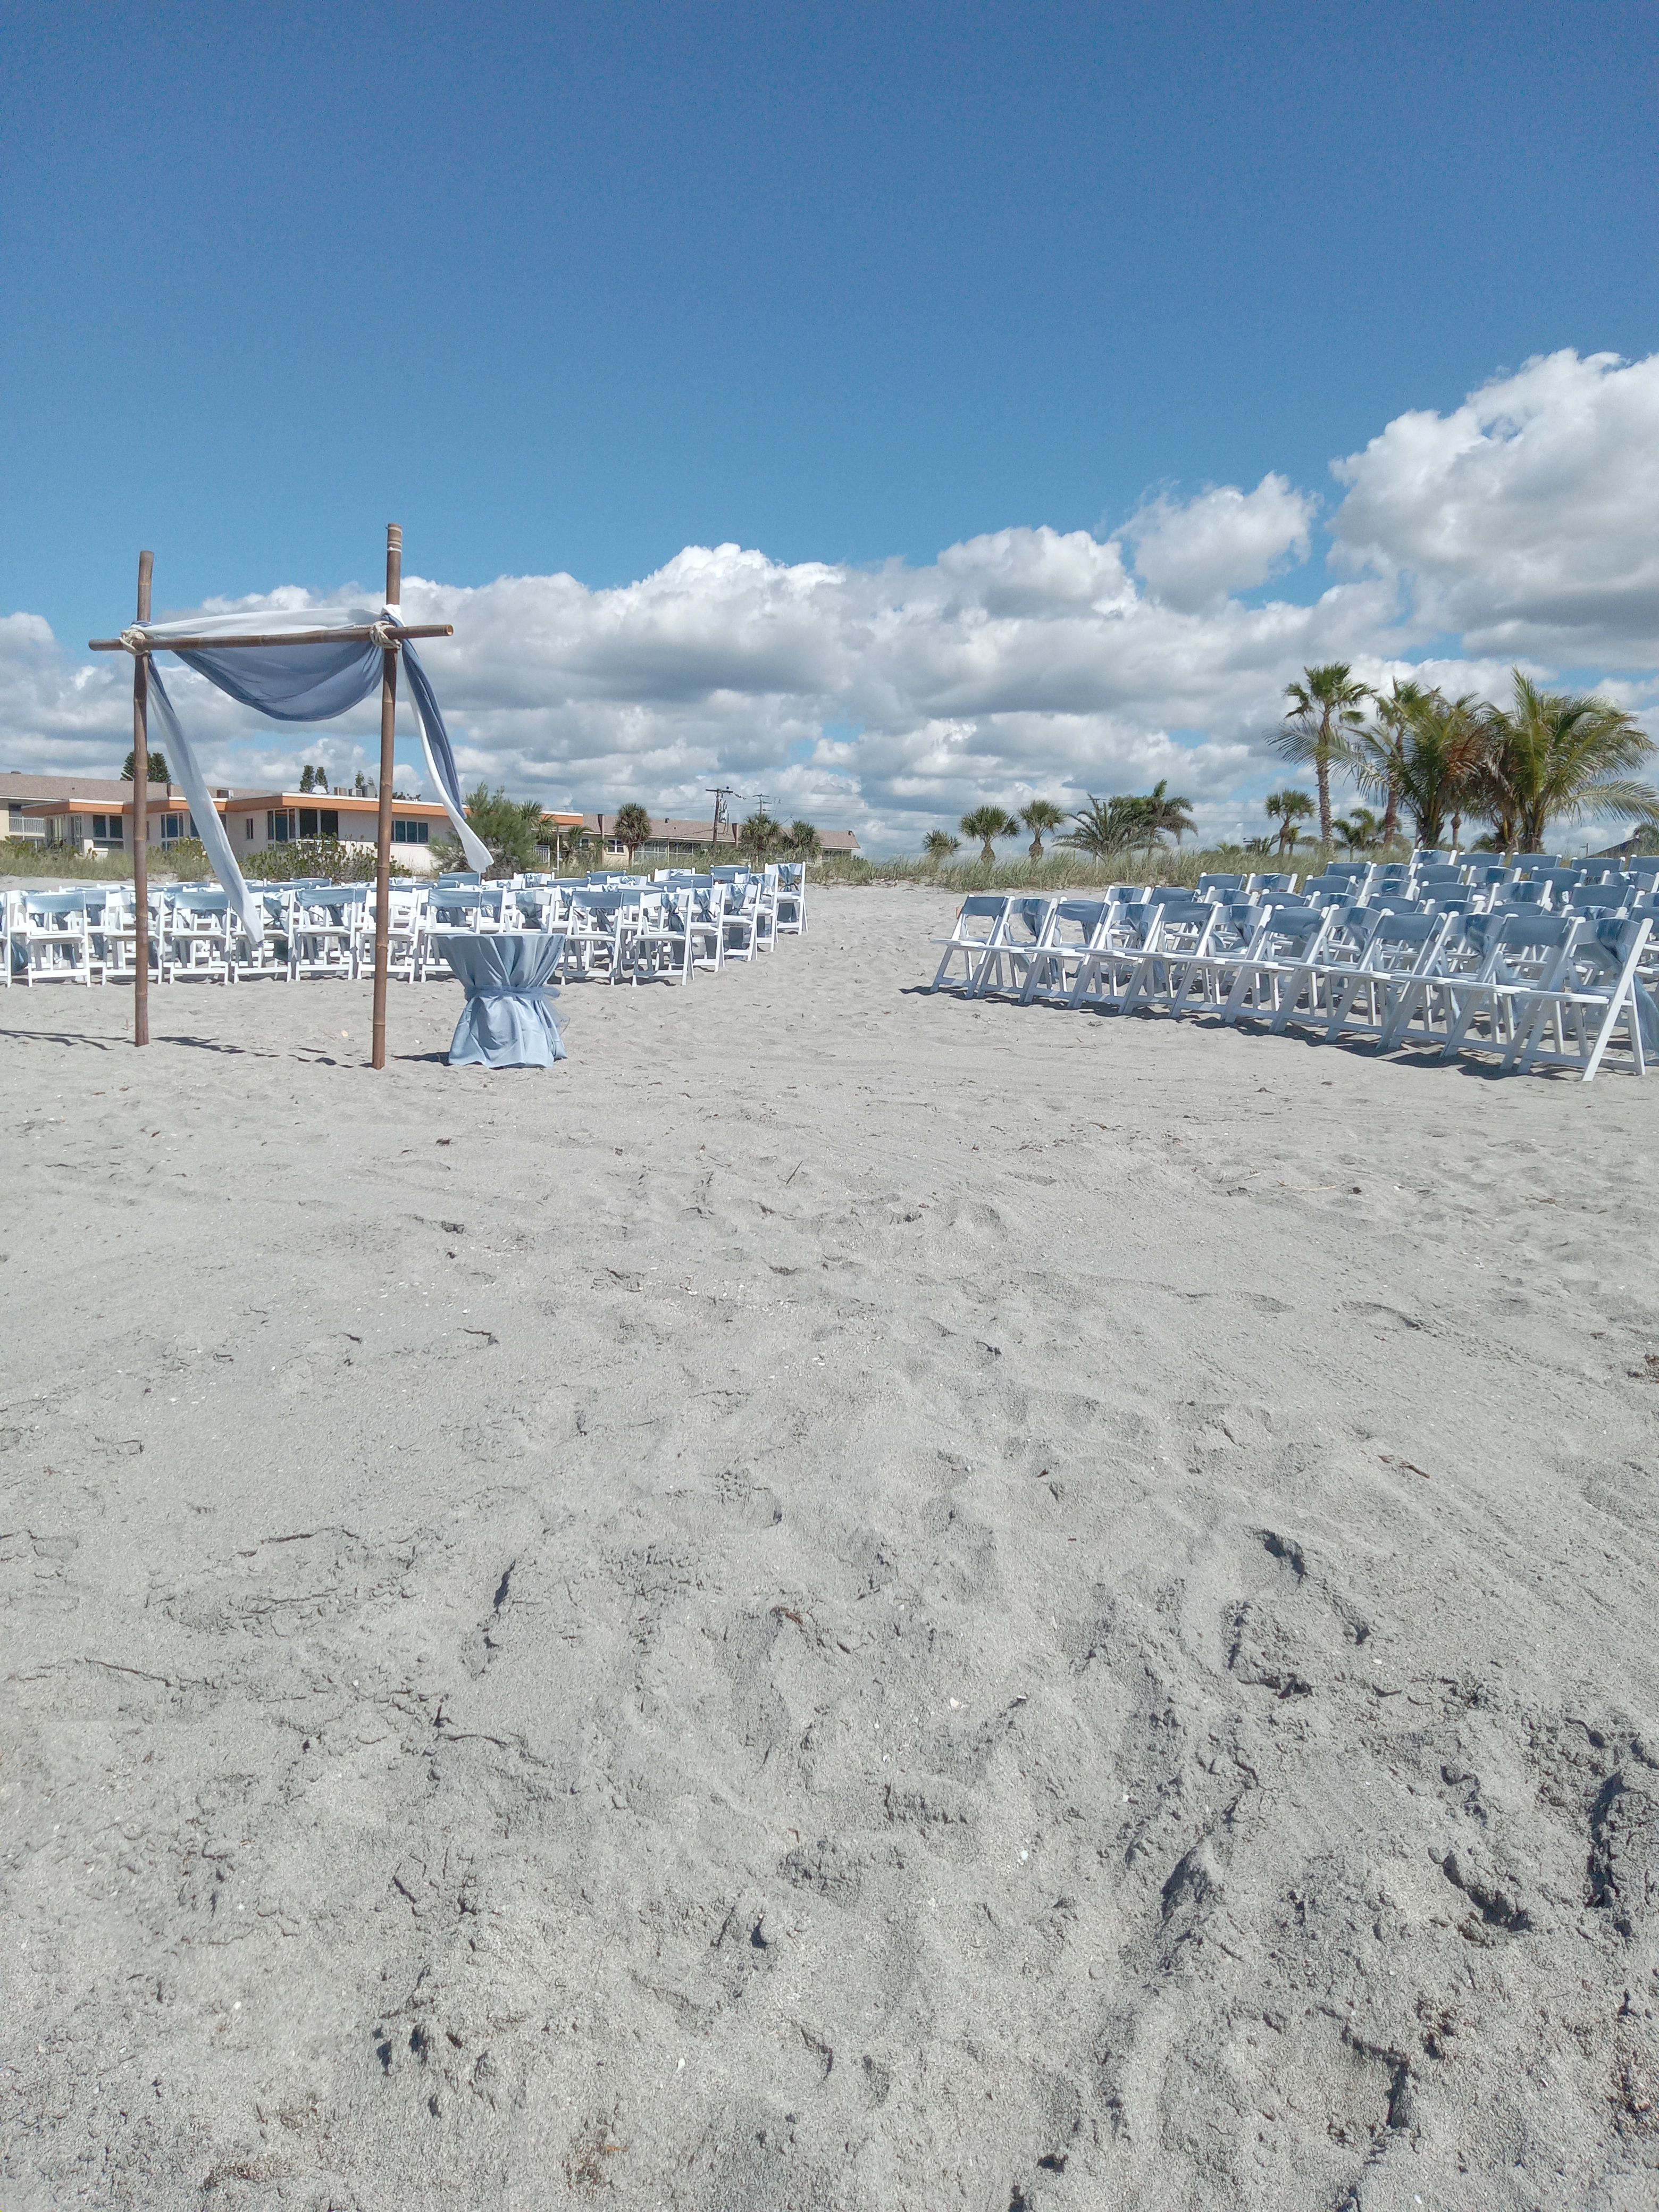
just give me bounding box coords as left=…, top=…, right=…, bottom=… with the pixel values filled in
left=435, top=931, right=567, bottom=1067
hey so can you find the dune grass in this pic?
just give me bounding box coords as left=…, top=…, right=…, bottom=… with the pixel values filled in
left=808, top=843, right=1405, bottom=892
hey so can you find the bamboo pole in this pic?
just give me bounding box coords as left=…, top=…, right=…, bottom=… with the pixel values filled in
left=131, top=551, right=153, bottom=1047
left=370, top=525, right=401, bottom=1071
left=88, top=624, right=451, bottom=653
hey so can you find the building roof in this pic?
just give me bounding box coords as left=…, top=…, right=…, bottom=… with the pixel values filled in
left=17, top=787, right=454, bottom=817
left=224, top=790, right=450, bottom=814
left=4, top=773, right=207, bottom=806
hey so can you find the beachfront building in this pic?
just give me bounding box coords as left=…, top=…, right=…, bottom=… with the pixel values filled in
left=9, top=775, right=225, bottom=853
left=217, top=791, right=454, bottom=872
left=580, top=812, right=861, bottom=865
left=12, top=777, right=460, bottom=872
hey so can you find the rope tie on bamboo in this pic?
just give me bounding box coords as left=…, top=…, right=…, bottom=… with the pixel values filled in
left=118, top=627, right=149, bottom=654
left=368, top=621, right=401, bottom=651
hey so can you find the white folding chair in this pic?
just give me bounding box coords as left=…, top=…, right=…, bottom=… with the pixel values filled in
left=288, top=887, right=364, bottom=981
left=970, top=896, right=1054, bottom=999
left=19, top=891, right=98, bottom=985
left=1318, top=910, right=1454, bottom=1046
left=161, top=889, right=234, bottom=984
left=1019, top=897, right=1114, bottom=1005
left=561, top=888, right=625, bottom=979
left=1499, top=917, right=1656, bottom=1080
left=774, top=862, right=807, bottom=935
left=621, top=887, right=693, bottom=985
left=929, top=895, right=1009, bottom=993
left=1436, top=914, right=1583, bottom=1065
left=1069, top=900, right=1163, bottom=1012
left=1118, top=899, right=1221, bottom=1017
left=1221, top=904, right=1334, bottom=1027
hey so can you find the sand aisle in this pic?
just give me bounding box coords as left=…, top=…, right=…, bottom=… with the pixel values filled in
left=3, top=886, right=1657, bottom=2210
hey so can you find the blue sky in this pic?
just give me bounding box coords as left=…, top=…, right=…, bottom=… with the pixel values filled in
left=4, top=0, right=1654, bottom=635
left=3, top=1, right=1656, bottom=843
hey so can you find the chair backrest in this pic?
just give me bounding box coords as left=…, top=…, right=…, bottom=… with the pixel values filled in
left=1258, top=906, right=1327, bottom=953
left=1045, top=898, right=1111, bottom=942
left=954, top=894, right=1009, bottom=932
left=1000, top=895, right=1052, bottom=944
left=1358, top=911, right=1447, bottom=959
left=1146, top=900, right=1217, bottom=941
left=1197, top=874, right=1244, bottom=895
left=1463, top=912, right=1577, bottom=959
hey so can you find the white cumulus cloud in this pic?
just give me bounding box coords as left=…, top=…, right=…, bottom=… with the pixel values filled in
left=1331, top=348, right=1659, bottom=664
left=4, top=351, right=1657, bottom=851
left=1126, top=475, right=1315, bottom=611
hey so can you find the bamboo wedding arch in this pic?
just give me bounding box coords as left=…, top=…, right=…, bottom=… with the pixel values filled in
left=90, top=525, right=466, bottom=1068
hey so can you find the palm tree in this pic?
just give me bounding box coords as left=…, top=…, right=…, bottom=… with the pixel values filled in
left=960, top=805, right=1019, bottom=864
left=1275, top=664, right=1373, bottom=850
left=1472, top=672, right=1659, bottom=855
left=1264, top=789, right=1314, bottom=856
left=1060, top=794, right=1141, bottom=860
left=1139, top=778, right=1195, bottom=853
left=1381, top=693, right=1487, bottom=850
left=611, top=801, right=653, bottom=868
left=1334, top=807, right=1381, bottom=854
left=922, top=828, right=961, bottom=864
left=1344, top=678, right=1430, bottom=845
left=1019, top=799, right=1066, bottom=859
left=782, top=819, right=823, bottom=860
left=738, top=810, right=783, bottom=864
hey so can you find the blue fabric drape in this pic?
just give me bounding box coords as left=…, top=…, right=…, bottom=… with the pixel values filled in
left=436, top=931, right=567, bottom=1067
left=130, top=607, right=493, bottom=928
left=173, top=633, right=385, bottom=720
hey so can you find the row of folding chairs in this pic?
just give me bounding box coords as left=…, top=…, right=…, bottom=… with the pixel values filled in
left=4, top=864, right=810, bottom=992
left=930, top=891, right=1657, bottom=1080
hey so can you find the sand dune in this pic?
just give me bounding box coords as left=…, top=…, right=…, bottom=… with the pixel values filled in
left=3, top=886, right=1658, bottom=2210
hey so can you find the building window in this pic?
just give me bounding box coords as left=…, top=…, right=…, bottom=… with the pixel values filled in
left=391, top=818, right=430, bottom=844
left=267, top=810, right=295, bottom=844
left=160, top=812, right=187, bottom=843
left=90, top=814, right=124, bottom=845
left=320, top=809, right=338, bottom=838
left=244, top=817, right=254, bottom=840
left=298, top=807, right=318, bottom=838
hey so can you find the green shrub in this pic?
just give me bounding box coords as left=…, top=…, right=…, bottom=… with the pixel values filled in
left=240, top=837, right=409, bottom=883
left=0, top=838, right=135, bottom=881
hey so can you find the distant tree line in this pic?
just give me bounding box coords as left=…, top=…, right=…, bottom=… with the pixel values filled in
left=917, top=660, right=1659, bottom=866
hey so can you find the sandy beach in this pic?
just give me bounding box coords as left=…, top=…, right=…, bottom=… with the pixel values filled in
left=3, top=884, right=1658, bottom=2210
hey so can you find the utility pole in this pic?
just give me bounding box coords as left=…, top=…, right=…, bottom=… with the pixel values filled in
left=707, top=784, right=738, bottom=854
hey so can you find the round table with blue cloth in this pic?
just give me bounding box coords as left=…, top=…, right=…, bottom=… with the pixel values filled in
left=434, top=931, right=568, bottom=1067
